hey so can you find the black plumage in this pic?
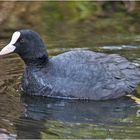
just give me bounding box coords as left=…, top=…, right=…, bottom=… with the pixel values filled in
left=1, top=29, right=140, bottom=100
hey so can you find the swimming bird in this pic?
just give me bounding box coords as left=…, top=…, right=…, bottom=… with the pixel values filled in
left=0, top=29, right=140, bottom=100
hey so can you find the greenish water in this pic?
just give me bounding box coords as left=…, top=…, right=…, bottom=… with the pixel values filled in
left=0, top=10, right=140, bottom=139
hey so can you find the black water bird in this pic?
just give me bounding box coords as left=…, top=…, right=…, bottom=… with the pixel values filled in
left=0, top=29, right=140, bottom=100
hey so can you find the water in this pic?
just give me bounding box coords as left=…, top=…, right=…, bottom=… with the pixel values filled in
left=0, top=24, right=140, bottom=139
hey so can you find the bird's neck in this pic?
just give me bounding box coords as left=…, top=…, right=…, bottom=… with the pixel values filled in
left=23, top=54, right=49, bottom=67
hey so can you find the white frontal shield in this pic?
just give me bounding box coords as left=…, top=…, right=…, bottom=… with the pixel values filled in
left=0, top=31, right=20, bottom=55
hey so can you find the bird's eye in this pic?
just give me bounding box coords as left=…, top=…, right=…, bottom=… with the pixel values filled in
left=19, top=38, right=24, bottom=43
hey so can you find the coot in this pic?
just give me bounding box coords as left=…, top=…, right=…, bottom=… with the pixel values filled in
left=0, top=29, right=140, bottom=100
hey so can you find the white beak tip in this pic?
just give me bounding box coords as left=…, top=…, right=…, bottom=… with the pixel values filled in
left=0, top=45, right=16, bottom=56
left=0, top=52, right=5, bottom=56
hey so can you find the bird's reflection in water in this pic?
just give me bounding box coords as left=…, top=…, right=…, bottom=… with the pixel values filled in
left=15, top=95, right=139, bottom=139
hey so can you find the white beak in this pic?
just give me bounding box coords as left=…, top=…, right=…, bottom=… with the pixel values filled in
left=0, top=44, right=16, bottom=55
left=0, top=31, right=20, bottom=56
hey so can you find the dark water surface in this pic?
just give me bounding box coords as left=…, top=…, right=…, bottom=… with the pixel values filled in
left=0, top=27, right=140, bottom=139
